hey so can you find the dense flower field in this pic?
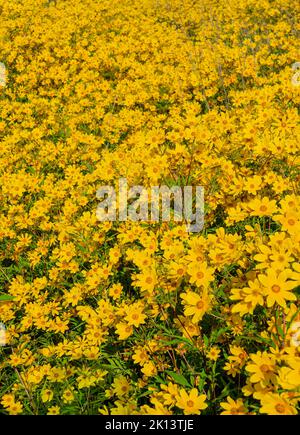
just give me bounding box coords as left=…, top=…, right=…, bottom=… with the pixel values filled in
left=0, top=0, right=300, bottom=415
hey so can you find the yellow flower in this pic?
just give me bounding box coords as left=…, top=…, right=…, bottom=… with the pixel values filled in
left=220, top=397, right=248, bottom=415
left=47, top=406, right=60, bottom=415
left=277, top=365, right=300, bottom=390
left=1, top=393, right=15, bottom=408
left=115, top=322, right=133, bottom=340
left=181, top=290, right=211, bottom=323
left=206, top=346, right=221, bottom=361
left=125, top=303, right=146, bottom=327
left=62, top=388, right=75, bottom=404
left=109, top=283, right=123, bottom=300
left=249, top=197, right=277, bottom=217
left=7, top=401, right=23, bottom=415
left=259, top=393, right=297, bottom=415
left=132, top=268, right=157, bottom=295
left=140, top=398, right=171, bottom=415
left=275, top=211, right=300, bottom=234
left=112, top=376, right=131, bottom=397
left=47, top=367, right=66, bottom=383
left=176, top=388, right=207, bottom=415
left=187, top=262, right=214, bottom=288
left=41, top=389, right=53, bottom=403
left=246, top=351, right=276, bottom=385
left=160, top=382, right=180, bottom=407
left=132, top=347, right=149, bottom=365
left=244, top=175, right=263, bottom=195
left=244, top=279, right=264, bottom=307
left=77, top=369, right=98, bottom=389
left=258, top=269, right=296, bottom=307
left=141, top=361, right=157, bottom=377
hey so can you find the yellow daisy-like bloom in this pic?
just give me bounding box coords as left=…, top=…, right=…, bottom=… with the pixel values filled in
left=187, top=262, right=215, bottom=288
left=258, top=269, right=296, bottom=307
left=62, top=388, right=75, bottom=404
left=112, top=376, right=131, bottom=397
left=275, top=211, right=300, bottom=235
left=124, top=303, right=146, bottom=327
left=181, top=290, right=211, bottom=323
left=259, top=393, right=297, bottom=415
left=206, top=346, right=221, bottom=361
left=249, top=196, right=278, bottom=217
left=115, top=322, right=133, bottom=340
left=176, top=388, right=207, bottom=415
left=160, top=382, right=180, bottom=407
left=41, top=389, right=53, bottom=403
left=246, top=351, right=276, bottom=385
left=277, top=365, right=300, bottom=390
left=7, top=401, right=23, bottom=415
left=132, top=347, right=149, bottom=365
left=243, top=278, right=265, bottom=309
left=1, top=394, right=15, bottom=408
left=220, top=397, right=248, bottom=415
left=132, top=268, right=158, bottom=295
left=47, top=406, right=60, bottom=415
left=141, top=361, right=157, bottom=377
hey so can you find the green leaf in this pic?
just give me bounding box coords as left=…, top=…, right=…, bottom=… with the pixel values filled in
left=0, top=294, right=14, bottom=301
left=198, top=369, right=207, bottom=390
left=166, top=371, right=191, bottom=387
left=153, top=375, right=166, bottom=385
left=203, top=335, right=209, bottom=347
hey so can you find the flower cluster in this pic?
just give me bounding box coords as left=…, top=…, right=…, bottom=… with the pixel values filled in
left=0, top=0, right=299, bottom=415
